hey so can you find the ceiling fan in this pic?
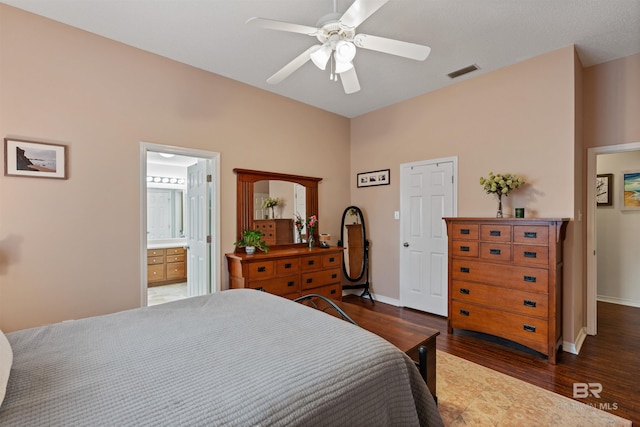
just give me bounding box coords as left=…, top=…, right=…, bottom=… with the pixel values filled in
left=247, top=0, right=431, bottom=94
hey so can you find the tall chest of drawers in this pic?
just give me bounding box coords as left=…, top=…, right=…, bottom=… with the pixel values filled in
left=226, top=247, right=343, bottom=301
left=444, top=218, right=568, bottom=364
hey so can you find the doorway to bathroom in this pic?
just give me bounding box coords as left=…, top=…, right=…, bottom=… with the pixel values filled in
left=140, top=142, right=220, bottom=306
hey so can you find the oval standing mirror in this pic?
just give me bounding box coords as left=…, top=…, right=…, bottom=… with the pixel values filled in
left=339, top=206, right=373, bottom=303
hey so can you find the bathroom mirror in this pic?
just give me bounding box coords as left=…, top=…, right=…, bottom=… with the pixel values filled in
left=339, top=206, right=373, bottom=302
left=147, top=188, right=185, bottom=240
left=234, top=169, right=321, bottom=250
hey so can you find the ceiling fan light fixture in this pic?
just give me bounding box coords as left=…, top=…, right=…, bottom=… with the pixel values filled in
left=334, top=59, right=354, bottom=74
left=335, top=40, right=356, bottom=63
left=310, top=45, right=332, bottom=70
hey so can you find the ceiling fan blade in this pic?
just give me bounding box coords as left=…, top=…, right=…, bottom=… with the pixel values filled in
left=340, top=0, right=389, bottom=28
left=340, top=67, right=361, bottom=94
left=246, top=17, right=319, bottom=36
left=267, top=45, right=322, bottom=85
left=354, top=33, right=431, bottom=61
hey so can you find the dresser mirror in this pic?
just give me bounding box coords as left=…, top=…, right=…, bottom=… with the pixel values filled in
left=338, top=206, right=373, bottom=302
left=234, top=169, right=321, bottom=250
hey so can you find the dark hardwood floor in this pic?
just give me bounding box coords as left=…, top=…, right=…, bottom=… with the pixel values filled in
left=342, top=295, right=640, bottom=425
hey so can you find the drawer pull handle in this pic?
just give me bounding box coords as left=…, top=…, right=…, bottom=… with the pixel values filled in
left=460, top=267, right=470, bottom=273
left=306, top=278, right=313, bottom=284
left=460, top=246, right=470, bottom=252
left=524, top=231, right=537, bottom=238
left=330, top=289, right=336, bottom=294
left=331, top=274, right=337, bottom=279
left=287, top=281, right=295, bottom=287
left=523, top=324, right=536, bottom=333
left=329, top=257, right=335, bottom=262
left=489, top=248, right=501, bottom=255
left=460, top=229, right=470, bottom=235
left=524, top=251, right=537, bottom=258
left=490, top=230, right=501, bottom=236
left=524, top=275, right=537, bottom=283
left=284, top=263, right=292, bottom=268
left=459, top=288, right=470, bottom=295
left=308, top=260, right=315, bottom=265
left=524, top=299, right=537, bottom=307
left=257, top=266, right=266, bottom=273
left=460, top=309, right=470, bottom=316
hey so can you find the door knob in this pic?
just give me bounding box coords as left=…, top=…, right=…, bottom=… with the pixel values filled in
left=403, top=242, right=409, bottom=247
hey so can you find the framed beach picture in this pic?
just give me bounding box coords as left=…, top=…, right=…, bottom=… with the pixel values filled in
left=357, top=169, right=390, bottom=188
left=4, top=138, right=68, bottom=179
left=596, top=173, right=613, bottom=206
left=622, top=170, right=640, bottom=210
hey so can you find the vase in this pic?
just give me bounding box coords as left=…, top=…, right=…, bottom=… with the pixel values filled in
left=308, top=234, right=315, bottom=248
left=245, top=246, right=256, bottom=255
left=496, top=194, right=503, bottom=218
left=297, top=231, right=303, bottom=244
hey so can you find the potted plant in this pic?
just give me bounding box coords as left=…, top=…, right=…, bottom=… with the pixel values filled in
left=234, top=229, right=269, bottom=254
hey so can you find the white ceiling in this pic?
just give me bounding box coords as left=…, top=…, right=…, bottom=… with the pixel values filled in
left=3, top=0, right=640, bottom=118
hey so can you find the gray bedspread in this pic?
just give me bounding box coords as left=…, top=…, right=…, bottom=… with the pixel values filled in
left=1, top=289, right=442, bottom=426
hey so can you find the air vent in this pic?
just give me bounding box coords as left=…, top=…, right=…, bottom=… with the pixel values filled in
left=447, top=64, right=480, bottom=79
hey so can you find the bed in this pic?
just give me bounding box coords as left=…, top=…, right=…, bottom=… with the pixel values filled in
left=0, top=289, right=443, bottom=426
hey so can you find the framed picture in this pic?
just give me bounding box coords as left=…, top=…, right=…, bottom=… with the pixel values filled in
left=4, top=138, right=68, bottom=179
left=596, top=173, right=613, bottom=206
left=357, top=169, right=390, bottom=188
left=622, top=170, right=640, bottom=210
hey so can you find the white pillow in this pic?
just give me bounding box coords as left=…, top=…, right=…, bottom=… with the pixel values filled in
left=0, top=328, right=12, bottom=407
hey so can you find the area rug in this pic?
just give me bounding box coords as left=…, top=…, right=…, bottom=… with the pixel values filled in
left=436, top=351, right=631, bottom=426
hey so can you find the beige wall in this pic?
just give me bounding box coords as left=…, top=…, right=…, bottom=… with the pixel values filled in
left=351, top=46, right=579, bottom=340
left=0, top=5, right=351, bottom=332
left=583, top=53, right=640, bottom=150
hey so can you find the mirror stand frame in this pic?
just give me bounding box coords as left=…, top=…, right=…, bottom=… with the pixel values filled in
left=339, top=205, right=373, bottom=303
left=234, top=168, right=322, bottom=252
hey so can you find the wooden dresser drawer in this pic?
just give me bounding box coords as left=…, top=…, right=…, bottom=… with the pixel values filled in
left=452, top=281, right=548, bottom=319
left=514, top=245, right=549, bottom=267
left=147, top=248, right=164, bottom=257
left=452, top=241, right=479, bottom=258
left=147, top=256, right=164, bottom=265
left=250, top=275, right=299, bottom=295
left=166, top=247, right=185, bottom=255
left=147, top=264, right=165, bottom=282
left=308, top=283, right=341, bottom=300
left=166, top=254, right=185, bottom=263
left=248, top=261, right=275, bottom=280
left=479, top=242, right=512, bottom=262
left=452, top=259, right=548, bottom=293
left=451, top=301, right=548, bottom=354
left=276, top=258, right=299, bottom=275
left=513, top=226, right=549, bottom=245
left=321, top=253, right=342, bottom=268
left=301, top=268, right=341, bottom=290
left=480, top=224, right=512, bottom=242
left=452, top=223, right=478, bottom=240
left=300, top=255, right=323, bottom=271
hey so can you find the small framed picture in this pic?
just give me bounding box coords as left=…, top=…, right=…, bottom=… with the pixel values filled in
left=357, top=169, right=390, bottom=188
left=622, top=170, right=640, bottom=210
left=4, top=138, right=68, bottom=179
left=596, top=173, right=613, bottom=206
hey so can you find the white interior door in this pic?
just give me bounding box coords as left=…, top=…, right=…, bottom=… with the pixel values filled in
left=400, top=159, right=455, bottom=316
left=186, top=159, right=210, bottom=297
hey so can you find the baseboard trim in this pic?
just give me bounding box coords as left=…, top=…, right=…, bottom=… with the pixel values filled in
left=563, top=327, right=587, bottom=355
left=597, top=295, right=640, bottom=308
left=341, top=290, right=400, bottom=307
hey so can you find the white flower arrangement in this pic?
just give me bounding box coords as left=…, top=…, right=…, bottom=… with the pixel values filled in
left=479, top=172, right=524, bottom=196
